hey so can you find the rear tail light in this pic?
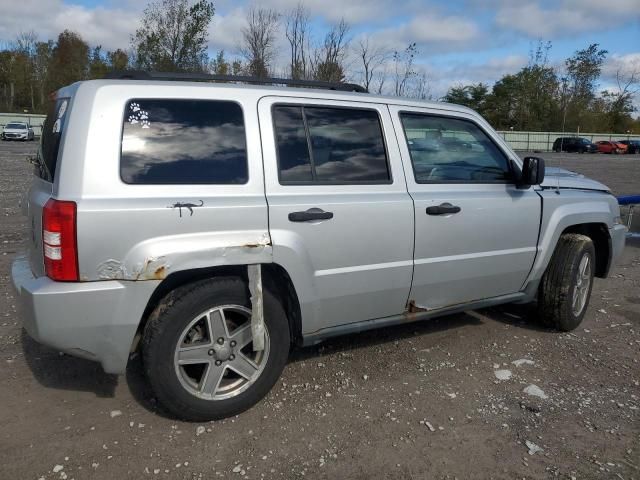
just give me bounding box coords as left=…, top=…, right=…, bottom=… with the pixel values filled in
left=42, top=198, right=79, bottom=281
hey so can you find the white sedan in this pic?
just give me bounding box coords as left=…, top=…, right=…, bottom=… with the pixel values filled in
left=1, top=122, right=35, bottom=141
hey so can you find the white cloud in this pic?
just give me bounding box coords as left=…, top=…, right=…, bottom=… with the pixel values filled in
left=426, top=55, right=528, bottom=98
left=208, top=8, right=248, bottom=53
left=0, top=0, right=139, bottom=50
left=369, top=14, right=482, bottom=53
left=495, top=0, right=639, bottom=37
left=496, top=4, right=599, bottom=37
left=602, top=52, right=640, bottom=79
left=254, top=0, right=394, bottom=24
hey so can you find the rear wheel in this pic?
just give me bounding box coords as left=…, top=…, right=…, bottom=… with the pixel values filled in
left=142, top=276, right=290, bottom=421
left=537, top=234, right=595, bottom=331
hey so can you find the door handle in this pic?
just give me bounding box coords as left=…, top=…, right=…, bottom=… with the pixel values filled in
left=288, top=208, right=334, bottom=222
left=426, top=203, right=461, bottom=215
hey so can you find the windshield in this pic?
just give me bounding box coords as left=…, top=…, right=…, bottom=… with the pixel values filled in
left=5, top=123, right=26, bottom=129
left=581, top=138, right=591, bottom=144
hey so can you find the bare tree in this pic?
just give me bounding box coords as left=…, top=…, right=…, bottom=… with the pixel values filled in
left=602, top=66, right=639, bottom=131
left=355, top=36, right=388, bottom=92
left=313, top=18, right=349, bottom=82
left=393, top=43, right=417, bottom=97
left=15, top=31, right=38, bottom=57
left=614, top=66, right=639, bottom=101
left=241, top=7, right=279, bottom=78
left=285, top=3, right=311, bottom=80
left=405, top=71, right=431, bottom=100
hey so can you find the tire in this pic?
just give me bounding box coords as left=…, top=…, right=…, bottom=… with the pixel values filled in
left=537, top=234, right=595, bottom=331
left=142, top=276, right=290, bottom=421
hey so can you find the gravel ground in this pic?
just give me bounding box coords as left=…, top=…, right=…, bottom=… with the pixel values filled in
left=0, top=142, right=638, bottom=480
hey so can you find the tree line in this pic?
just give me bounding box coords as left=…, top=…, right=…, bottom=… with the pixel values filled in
left=444, top=42, right=639, bottom=133
left=0, top=0, right=637, bottom=133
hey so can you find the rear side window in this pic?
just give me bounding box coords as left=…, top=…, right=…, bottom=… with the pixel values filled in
left=120, top=99, right=248, bottom=184
left=273, top=105, right=390, bottom=184
left=37, top=97, right=70, bottom=181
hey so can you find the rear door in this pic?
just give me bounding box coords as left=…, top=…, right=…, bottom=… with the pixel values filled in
left=258, top=96, right=414, bottom=334
left=27, top=96, right=71, bottom=276
left=390, top=106, right=541, bottom=310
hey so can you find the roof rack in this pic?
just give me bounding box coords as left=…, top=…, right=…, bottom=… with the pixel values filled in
left=103, top=71, right=368, bottom=93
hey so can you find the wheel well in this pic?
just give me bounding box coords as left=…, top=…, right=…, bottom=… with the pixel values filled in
left=132, top=263, right=303, bottom=352
left=562, top=223, right=611, bottom=278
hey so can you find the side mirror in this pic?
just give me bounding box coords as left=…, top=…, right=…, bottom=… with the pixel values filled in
left=519, top=156, right=545, bottom=187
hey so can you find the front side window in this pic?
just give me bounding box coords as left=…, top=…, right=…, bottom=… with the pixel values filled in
left=400, top=113, right=511, bottom=183
left=120, top=99, right=248, bottom=184
left=273, top=105, right=390, bottom=184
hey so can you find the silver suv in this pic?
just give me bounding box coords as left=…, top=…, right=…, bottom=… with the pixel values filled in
left=11, top=73, right=626, bottom=421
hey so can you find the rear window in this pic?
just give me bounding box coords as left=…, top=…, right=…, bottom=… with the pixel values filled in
left=272, top=105, right=390, bottom=184
left=37, top=98, right=69, bottom=181
left=120, top=99, right=248, bottom=184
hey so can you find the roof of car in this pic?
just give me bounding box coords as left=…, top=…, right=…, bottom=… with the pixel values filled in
left=65, top=78, right=479, bottom=117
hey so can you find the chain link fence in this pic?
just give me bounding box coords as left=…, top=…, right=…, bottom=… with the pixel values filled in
left=497, top=130, right=640, bottom=152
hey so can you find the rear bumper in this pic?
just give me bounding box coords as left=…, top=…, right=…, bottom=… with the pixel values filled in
left=11, top=254, right=159, bottom=374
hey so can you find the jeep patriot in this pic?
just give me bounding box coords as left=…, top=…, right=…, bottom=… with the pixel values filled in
left=11, top=73, right=626, bottom=420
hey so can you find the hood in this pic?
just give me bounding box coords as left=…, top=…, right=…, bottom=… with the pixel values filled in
left=541, top=167, right=609, bottom=192
left=3, top=126, right=28, bottom=133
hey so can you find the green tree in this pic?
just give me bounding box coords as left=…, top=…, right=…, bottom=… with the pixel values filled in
left=89, top=46, right=109, bottom=78
left=563, top=43, right=608, bottom=130
left=210, top=50, right=230, bottom=75
left=0, top=50, right=20, bottom=111
left=107, top=49, right=129, bottom=71
left=231, top=59, right=244, bottom=76
left=49, top=30, right=90, bottom=89
left=34, top=40, right=55, bottom=108
left=132, top=0, right=215, bottom=72
left=443, top=83, right=490, bottom=115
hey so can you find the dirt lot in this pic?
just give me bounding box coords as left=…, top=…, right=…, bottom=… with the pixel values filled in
left=0, top=141, right=638, bottom=480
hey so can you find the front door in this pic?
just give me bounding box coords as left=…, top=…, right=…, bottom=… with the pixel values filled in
left=258, top=96, right=414, bottom=334
left=390, top=106, right=541, bottom=310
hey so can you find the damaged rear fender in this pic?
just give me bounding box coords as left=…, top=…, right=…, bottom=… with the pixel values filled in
left=93, top=231, right=273, bottom=281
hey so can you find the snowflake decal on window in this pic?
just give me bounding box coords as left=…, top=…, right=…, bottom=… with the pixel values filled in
left=127, top=102, right=150, bottom=128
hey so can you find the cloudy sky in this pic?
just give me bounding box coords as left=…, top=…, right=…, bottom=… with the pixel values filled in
left=1, top=0, right=639, bottom=98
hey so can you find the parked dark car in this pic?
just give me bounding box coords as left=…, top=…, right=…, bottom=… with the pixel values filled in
left=617, top=140, right=640, bottom=154
left=552, top=137, right=597, bottom=153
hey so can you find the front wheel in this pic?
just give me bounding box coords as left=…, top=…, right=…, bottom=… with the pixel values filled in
left=537, top=234, right=595, bottom=331
left=142, top=276, right=290, bottom=421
